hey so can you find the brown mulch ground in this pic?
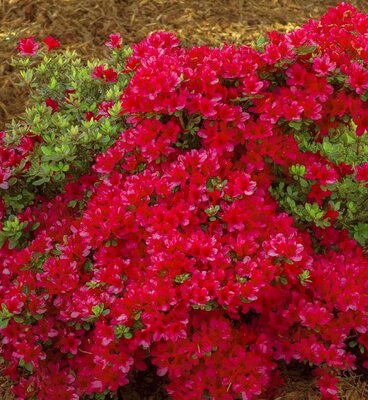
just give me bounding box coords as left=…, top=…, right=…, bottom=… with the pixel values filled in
left=1, top=0, right=368, bottom=399
left=276, top=369, right=368, bottom=400
left=0, top=370, right=13, bottom=400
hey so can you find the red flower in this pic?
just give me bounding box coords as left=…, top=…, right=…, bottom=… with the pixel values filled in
left=307, top=184, right=331, bottom=206
left=198, top=97, right=217, bottom=118
left=13, top=339, right=46, bottom=367
left=355, top=163, right=368, bottom=182
left=43, top=35, right=60, bottom=51
left=105, top=33, right=122, bottom=49
left=85, top=111, right=95, bottom=121
left=306, top=163, right=338, bottom=185
left=91, top=65, right=118, bottom=83
left=45, top=98, right=58, bottom=113
left=325, top=204, right=339, bottom=220
left=264, top=232, right=304, bottom=262
left=57, top=332, right=81, bottom=355
left=91, top=64, right=105, bottom=80
left=17, top=36, right=39, bottom=56
left=313, top=55, right=336, bottom=76
left=315, top=369, right=339, bottom=400
left=347, top=62, right=368, bottom=95
left=103, top=67, right=118, bottom=83
left=282, top=100, right=304, bottom=121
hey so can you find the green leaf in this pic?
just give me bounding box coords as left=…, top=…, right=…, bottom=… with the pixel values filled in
left=8, top=239, right=18, bottom=250
left=24, top=362, right=34, bottom=373
left=31, top=222, right=40, bottom=231
left=92, top=303, right=104, bottom=316
left=298, top=270, right=312, bottom=286
left=297, top=45, right=317, bottom=55
left=0, top=319, right=10, bottom=329
left=256, top=36, right=266, bottom=47
left=174, top=273, right=191, bottom=284
left=32, top=177, right=49, bottom=186
left=41, top=146, right=52, bottom=156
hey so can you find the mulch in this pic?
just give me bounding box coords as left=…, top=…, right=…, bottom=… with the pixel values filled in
left=0, top=370, right=14, bottom=400
left=1, top=0, right=368, bottom=398
left=276, top=369, right=368, bottom=400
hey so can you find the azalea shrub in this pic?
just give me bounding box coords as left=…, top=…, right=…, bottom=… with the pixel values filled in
left=2, top=4, right=368, bottom=400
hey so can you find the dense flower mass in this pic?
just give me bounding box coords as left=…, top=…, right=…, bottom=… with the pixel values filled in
left=3, top=3, right=368, bottom=399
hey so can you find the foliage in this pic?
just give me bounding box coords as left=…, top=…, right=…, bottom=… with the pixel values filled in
left=2, top=36, right=130, bottom=214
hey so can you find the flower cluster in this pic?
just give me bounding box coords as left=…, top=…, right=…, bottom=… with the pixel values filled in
left=17, top=36, right=60, bottom=56
left=2, top=4, right=368, bottom=400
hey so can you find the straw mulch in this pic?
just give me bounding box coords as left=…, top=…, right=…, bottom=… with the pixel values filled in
left=1, top=0, right=368, bottom=399
left=0, top=370, right=13, bottom=400
left=275, top=370, right=368, bottom=400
